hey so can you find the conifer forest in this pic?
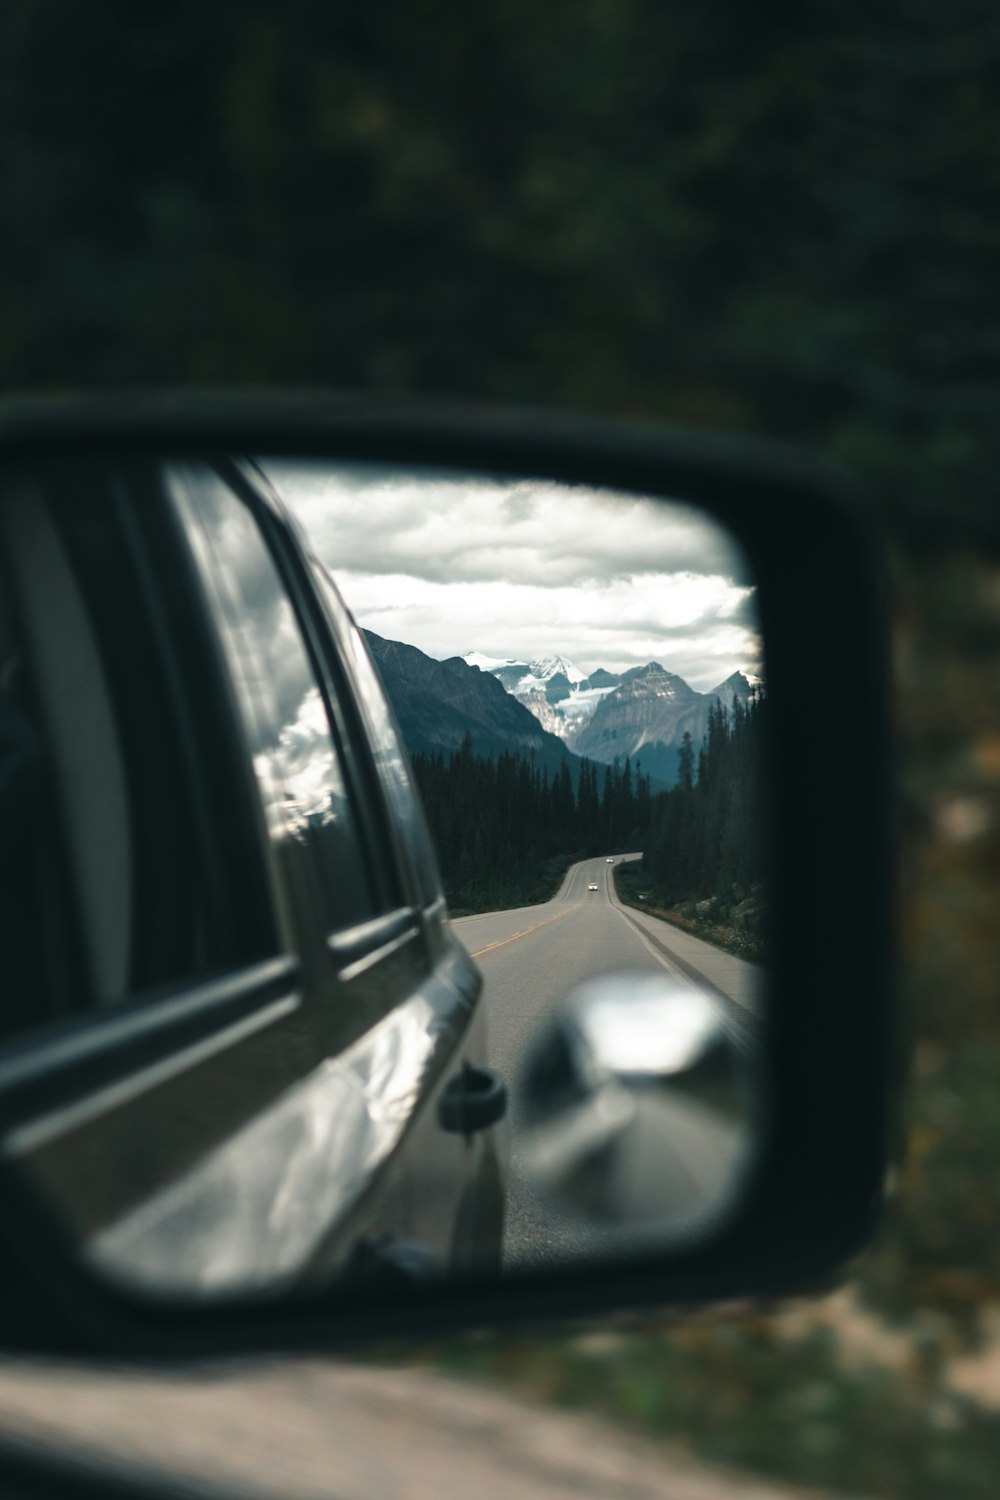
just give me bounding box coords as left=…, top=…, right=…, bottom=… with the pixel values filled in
left=411, top=692, right=765, bottom=915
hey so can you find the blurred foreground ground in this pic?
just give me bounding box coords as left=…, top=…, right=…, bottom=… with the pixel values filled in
left=1, top=1278, right=1000, bottom=1500
left=0, top=1356, right=861, bottom=1500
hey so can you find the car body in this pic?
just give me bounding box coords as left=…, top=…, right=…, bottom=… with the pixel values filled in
left=588, top=881, right=599, bottom=891
left=0, top=454, right=506, bottom=1300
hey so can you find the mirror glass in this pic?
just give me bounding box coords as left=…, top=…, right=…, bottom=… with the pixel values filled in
left=0, top=455, right=766, bottom=1304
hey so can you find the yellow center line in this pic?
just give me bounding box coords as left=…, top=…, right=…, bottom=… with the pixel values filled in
left=469, top=903, right=580, bottom=959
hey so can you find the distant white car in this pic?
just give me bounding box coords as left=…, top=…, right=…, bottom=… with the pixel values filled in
left=588, top=881, right=599, bottom=891
left=606, top=857, right=614, bottom=863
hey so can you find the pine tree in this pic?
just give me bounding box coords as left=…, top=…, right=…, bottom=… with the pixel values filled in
left=677, top=731, right=695, bottom=793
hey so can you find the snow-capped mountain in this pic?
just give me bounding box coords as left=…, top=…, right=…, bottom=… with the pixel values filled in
left=573, top=663, right=701, bottom=767
left=463, top=651, right=524, bottom=674
left=465, top=648, right=762, bottom=782
left=462, top=651, right=617, bottom=741
left=528, top=655, right=588, bottom=687
left=366, top=634, right=760, bottom=788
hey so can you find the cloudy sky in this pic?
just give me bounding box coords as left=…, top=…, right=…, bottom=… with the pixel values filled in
left=265, top=462, right=763, bottom=690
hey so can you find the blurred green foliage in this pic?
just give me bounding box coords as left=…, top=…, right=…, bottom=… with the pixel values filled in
left=2, top=1, right=998, bottom=543
left=431, top=1318, right=1000, bottom=1500
left=3, top=3, right=1000, bottom=1492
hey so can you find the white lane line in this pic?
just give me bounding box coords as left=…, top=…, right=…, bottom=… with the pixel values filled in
left=607, top=866, right=760, bottom=1016
left=610, top=902, right=761, bottom=1059
left=620, top=905, right=759, bottom=1016
left=611, top=904, right=702, bottom=991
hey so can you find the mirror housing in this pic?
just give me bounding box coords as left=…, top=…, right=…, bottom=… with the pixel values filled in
left=0, top=393, right=894, bottom=1356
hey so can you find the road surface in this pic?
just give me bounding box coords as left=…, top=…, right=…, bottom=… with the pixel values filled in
left=451, top=855, right=765, bottom=1273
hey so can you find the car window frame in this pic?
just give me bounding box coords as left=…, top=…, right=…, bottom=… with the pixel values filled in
left=168, top=458, right=433, bottom=996
left=0, top=459, right=310, bottom=1211
left=222, top=459, right=438, bottom=934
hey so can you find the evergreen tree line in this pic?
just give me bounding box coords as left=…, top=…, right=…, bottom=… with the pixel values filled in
left=643, top=693, right=766, bottom=907
left=411, top=694, right=763, bottom=914
left=410, top=736, right=653, bottom=912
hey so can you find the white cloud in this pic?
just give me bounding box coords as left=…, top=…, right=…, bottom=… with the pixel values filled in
left=265, top=462, right=763, bottom=689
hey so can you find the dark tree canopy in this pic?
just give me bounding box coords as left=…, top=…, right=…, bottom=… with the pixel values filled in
left=0, top=2, right=996, bottom=545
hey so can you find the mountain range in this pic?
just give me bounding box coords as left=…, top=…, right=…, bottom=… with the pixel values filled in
left=365, top=633, right=760, bottom=787
left=462, top=651, right=761, bottom=782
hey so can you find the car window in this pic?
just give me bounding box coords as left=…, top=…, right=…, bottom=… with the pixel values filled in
left=311, top=561, right=444, bottom=912
left=0, top=471, right=278, bottom=1019
left=172, top=466, right=381, bottom=936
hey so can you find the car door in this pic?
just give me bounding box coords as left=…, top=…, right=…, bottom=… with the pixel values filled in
left=167, top=456, right=505, bottom=1287
left=0, top=455, right=500, bottom=1302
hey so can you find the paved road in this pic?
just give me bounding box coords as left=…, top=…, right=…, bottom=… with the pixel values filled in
left=451, top=856, right=765, bottom=1274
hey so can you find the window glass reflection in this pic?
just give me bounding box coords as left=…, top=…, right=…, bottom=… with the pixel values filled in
left=177, top=470, right=376, bottom=933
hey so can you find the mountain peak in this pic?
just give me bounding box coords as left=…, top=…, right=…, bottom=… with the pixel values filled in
left=622, top=661, right=668, bottom=680
left=528, top=655, right=587, bottom=686
left=463, top=650, right=526, bottom=673
left=706, top=669, right=761, bottom=702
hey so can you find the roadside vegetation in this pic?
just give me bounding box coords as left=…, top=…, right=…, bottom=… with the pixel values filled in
left=613, top=692, right=769, bottom=961
left=613, top=861, right=768, bottom=963
left=424, top=1311, right=1000, bottom=1500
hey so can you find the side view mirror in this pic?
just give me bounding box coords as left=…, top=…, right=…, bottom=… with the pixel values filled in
left=519, top=972, right=755, bottom=1245
left=0, top=393, right=893, bottom=1356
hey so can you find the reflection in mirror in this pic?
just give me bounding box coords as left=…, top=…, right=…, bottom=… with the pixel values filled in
left=0, top=454, right=766, bottom=1306
left=269, top=460, right=767, bottom=1279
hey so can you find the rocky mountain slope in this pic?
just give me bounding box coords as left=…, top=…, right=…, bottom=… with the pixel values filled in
left=367, top=633, right=758, bottom=786
left=365, top=632, right=577, bottom=775
left=465, top=650, right=760, bottom=781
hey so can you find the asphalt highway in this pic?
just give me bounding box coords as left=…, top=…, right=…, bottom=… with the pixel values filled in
left=450, top=855, right=765, bottom=1273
